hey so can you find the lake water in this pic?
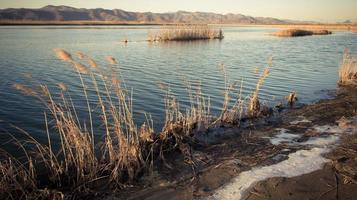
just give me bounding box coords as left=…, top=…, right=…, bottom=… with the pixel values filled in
left=0, top=26, right=356, bottom=143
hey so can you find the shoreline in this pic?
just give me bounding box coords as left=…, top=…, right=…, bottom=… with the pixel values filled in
left=115, top=85, right=357, bottom=200
left=0, top=21, right=356, bottom=30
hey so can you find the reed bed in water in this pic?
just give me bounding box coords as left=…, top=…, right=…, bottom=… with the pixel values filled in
left=1, top=49, right=272, bottom=199
left=339, top=49, right=357, bottom=85
left=272, top=29, right=332, bottom=37
left=148, top=25, right=224, bottom=42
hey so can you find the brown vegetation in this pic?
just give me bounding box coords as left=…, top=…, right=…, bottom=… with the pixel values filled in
left=2, top=49, right=274, bottom=199
left=148, top=25, right=224, bottom=42
left=263, top=24, right=357, bottom=32
left=338, top=49, right=357, bottom=85
left=248, top=63, right=271, bottom=117
left=272, top=29, right=332, bottom=37
left=286, top=91, right=298, bottom=107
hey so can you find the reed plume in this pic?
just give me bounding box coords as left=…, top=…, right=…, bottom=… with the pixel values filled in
left=106, top=56, right=117, bottom=64
left=13, top=84, right=38, bottom=96
left=88, top=58, right=98, bottom=68
left=72, top=62, right=89, bottom=74
left=77, top=51, right=86, bottom=59
left=53, top=48, right=73, bottom=62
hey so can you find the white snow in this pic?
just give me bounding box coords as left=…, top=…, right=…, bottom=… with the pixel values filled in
left=211, top=125, right=342, bottom=200
left=290, top=118, right=311, bottom=125
left=269, top=128, right=301, bottom=145
left=300, top=134, right=339, bottom=147
left=211, top=147, right=332, bottom=200
left=313, top=125, right=343, bottom=134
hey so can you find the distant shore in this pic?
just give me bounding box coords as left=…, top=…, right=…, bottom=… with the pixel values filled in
left=0, top=20, right=163, bottom=26
left=0, top=20, right=356, bottom=31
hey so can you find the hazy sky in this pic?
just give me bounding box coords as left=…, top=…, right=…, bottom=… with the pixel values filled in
left=0, top=0, right=356, bottom=22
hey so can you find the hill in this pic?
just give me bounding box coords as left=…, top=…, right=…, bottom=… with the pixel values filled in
left=0, top=5, right=288, bottom=24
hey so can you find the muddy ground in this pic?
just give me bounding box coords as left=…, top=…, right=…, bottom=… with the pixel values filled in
left=108, top=85, right=357, bottom=200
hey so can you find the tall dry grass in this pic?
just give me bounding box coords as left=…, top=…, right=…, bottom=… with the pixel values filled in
left=1, top=49, right=153, bottom=198
left=148, top=25, right=224, bottom=42
left=1, top=49, right=273, bottom=198
left=272, top=29, right=331, bottom=37
left=213, top=64, right=245, bottom=125
left=248, top=61, right=271, bottom=117
left=339, top=49, right=357, bottom=85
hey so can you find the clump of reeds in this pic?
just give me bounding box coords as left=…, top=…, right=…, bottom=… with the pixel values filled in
left=0, top=157, right=34, bottom=199
left=159, top=80, right=212, bottom=165
left=286, top=91, right=298, bottom=107
left=214, top=64, right=245, bottom=125
left=273, top=29, right=331, bottom=37
left=249, top=67, right=270, bottom=117
left=312, top=30, right=332, bottom=35
left=3, top=49, right=154, bottom=198
left=4, top=48, right=221, bottom=198
left=2, top=49, right=275, bottom=198
left=148, top=25, right=224, bottom=42
left=338, top=49, right=357, bottom=85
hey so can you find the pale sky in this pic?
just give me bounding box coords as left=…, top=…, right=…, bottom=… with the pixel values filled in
left=0, top=0, right=356, bottom=22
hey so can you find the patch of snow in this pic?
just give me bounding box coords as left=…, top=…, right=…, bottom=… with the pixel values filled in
left=269, top=128, right=301, bottom=145
left=211, top=131, right=340, bottom=200
left=300, top=134, right=339, bottom=147
left=211, top=147, right=333, bottom=200
left=290, top=118, right=311, bottom=125
left=313, top=125, right=343, bottom=134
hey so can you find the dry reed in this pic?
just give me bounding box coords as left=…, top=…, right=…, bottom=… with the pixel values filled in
left=249, top=66, right=270, bottom=117
left=4, top=50, right=149, bottom=198
left=53, top=48, right=73, bottom=62
left=339, top=49, right=357, bottom=85
left=214, top=64, right=245, bottom=125
left=3, top=49, right=275, bottom=198
left=286, top=91, right=298, bottom=107
left=77, top=51, right=86, bottom=59
left=273, top=29, right=331, bottom=37
left=148, top=25, right=224, bottom=42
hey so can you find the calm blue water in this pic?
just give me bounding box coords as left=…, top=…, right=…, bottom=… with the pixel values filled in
left=0, top=26, right=356, bottom=143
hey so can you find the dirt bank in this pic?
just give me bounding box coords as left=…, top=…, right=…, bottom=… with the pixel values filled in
left=106, top=85, right=357, bottom=200
left=246, top=134, right=357, bottom=200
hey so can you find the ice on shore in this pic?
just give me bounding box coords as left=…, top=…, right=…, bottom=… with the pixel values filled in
left=211, top=126, right=341, bottom=200
left=269, top=128, right=301, bottom=145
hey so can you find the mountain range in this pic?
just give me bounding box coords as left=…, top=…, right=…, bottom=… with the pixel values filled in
left=0, top=5, right=289, bottom=24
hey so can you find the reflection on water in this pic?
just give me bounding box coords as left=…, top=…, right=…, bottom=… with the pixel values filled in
left=0, top=26, right=356, bottom=143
